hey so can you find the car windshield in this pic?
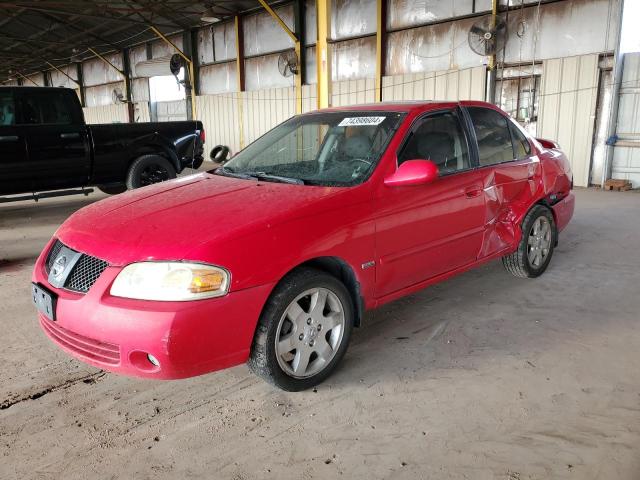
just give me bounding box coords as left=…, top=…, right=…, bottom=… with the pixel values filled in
left=216, top=111, right=405, bottom=186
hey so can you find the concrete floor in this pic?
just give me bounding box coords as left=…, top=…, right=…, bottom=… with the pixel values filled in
left=0, top=186, right=638, bottom=480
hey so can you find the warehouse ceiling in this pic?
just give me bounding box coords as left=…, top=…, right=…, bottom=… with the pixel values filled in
left=0, top=1, right=278, bottom=82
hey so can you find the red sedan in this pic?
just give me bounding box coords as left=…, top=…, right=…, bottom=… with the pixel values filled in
left=32, top=101, right=574, bottom=391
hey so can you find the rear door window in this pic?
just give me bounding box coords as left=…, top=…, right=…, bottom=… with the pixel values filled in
left=508, top=120, right=531, bottom=159
left=467, top=107, right=514, bottom=166
left=0, top=91, right=15, bottom=126
left=19, top=90, right=79, bottom=125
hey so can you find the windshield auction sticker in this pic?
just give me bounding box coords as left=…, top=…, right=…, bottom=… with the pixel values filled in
left=338, top=116, right=386, bottom=127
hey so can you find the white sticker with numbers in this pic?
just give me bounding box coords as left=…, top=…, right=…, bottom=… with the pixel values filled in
left=338, top=116, right=386, bottom=127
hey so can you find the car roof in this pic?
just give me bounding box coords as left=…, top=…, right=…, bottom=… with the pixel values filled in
left=311, top=100, right=503, bottom=114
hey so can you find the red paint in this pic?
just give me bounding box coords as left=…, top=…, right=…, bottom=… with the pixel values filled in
left=383, top=159, right=438, bottom=187
left=33, top=101, right=574, bottom=380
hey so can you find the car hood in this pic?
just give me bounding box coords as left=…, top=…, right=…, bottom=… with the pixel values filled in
left=56, top=172, right=344, bottom=266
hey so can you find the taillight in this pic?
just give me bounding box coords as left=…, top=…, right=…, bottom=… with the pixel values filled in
left=199, top=129, right=205, bottom=144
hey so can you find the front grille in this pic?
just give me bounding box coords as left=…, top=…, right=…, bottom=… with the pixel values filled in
left=65, top=255, right=109, bottom=293
left=40, top=317, right=120, bottom=365
left=45, top=240, right=63, bottom=274
left=45, top=239, right=109, bottom=293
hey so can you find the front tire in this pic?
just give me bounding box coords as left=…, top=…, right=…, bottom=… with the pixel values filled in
left=502, top=204, right=556, bottom=278
left=126, top=154, right=176, bottom=190
left=248, top=268, right=354, bottom=391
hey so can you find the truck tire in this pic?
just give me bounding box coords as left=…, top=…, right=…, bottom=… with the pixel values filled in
left=502, top=204, right=556, bottom=278
left=98, top=184, right=127, bottom=195
left=126, top=154, right=176, bottom=190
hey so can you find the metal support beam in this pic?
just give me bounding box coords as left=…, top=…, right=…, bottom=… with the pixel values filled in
left=76, top=62, right=86, bottom=108
left=316, top=0, right=331, bottom=109
left=88, top=47, right=132, bottom=120
left=45, top=61, right=80, bottom=87
left=16, top=71, right=38, bottom=86
left=149, top=25, right=196, bottom=121
left=122, top=48, right=135, bottom=122
left=235, top=15, right=246, bottom=150
left=257, top=0, right=302, bottom=114
left=375, top=0, right=387, bottom=102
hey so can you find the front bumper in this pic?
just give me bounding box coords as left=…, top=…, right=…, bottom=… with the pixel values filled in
left=32, top=239, right=274, bottom=379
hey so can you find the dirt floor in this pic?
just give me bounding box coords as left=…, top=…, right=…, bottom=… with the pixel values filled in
left=1, top=184, right=639, bottom=480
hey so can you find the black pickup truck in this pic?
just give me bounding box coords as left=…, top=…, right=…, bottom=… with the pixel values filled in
left=0, top=86, right=204, bottom=198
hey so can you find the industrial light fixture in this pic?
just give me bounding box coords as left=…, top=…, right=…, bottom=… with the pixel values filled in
left=200, top=7, right=220, bottom=23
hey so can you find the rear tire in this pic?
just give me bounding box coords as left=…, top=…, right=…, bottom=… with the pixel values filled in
left=502, top=204, right=556, bottom=278
left=98, top=184, right=127, bottom=195
left=125, top=154, right=176, bottom=190
left=248, top=268, right=354, bottom=391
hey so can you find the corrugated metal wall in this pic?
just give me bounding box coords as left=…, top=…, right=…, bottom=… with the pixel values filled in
left=611, top=52, right=640, bottom=187
left=382, top=67, right=486, bottom=101
left=82, top=104, right=129, bottom=124
left=196, top=94, right=241, bottom=154
left=538, top=54, right=599, bottom=187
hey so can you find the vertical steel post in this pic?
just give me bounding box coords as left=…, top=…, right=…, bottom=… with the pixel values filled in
left=316, top=0, right=331, bottom=109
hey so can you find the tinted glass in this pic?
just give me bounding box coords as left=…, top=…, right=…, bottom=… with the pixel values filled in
left=398, top=111, right=470, bottom=174
left=0, top=91, right=15, bottom=126
left=19, top=90, right=77, bottom=125
left=222, top=112, right=404, bottom=186
left=467, top=107, right=514, bottom=166
left=509, top=120, right=531, bottom=159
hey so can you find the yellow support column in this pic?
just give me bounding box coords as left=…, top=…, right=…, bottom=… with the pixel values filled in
left=316, top=0, right=331, bottom=109
left=375, top=0, right=386, bottom=102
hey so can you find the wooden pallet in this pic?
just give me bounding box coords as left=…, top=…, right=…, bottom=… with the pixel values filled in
left=604, top=179, right=632, bottom=191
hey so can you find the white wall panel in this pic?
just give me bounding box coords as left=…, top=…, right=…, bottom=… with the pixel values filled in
left=200, top=63, right=237, bottom=95
left=612, top=52, right=640, bottom=187
left=386, top=17, right=485, bottom=76
left=331, top=78, right=375, bottom=106
left=382, top=66, right=486, bottom=101
left=242, top=87, right=296, bottom=145
left=332, top=36, right=376, bottom=81
left=49, top=65, right=78, bottom=89
left=504, top=0, right=620, bottom=64
left=245, top=53, right=294, bottom=91
left=83, top=104, right=128, bottom=124
left=332, top=0, right=376, bottom=39
left=134, top=102, right=151, bottom=123
left=302, top=84, right=317, bottom=113
left=387, top=0, right=476, bottom=30
left=83, top=53, right=123, bottom=86
left=26, top=72, right=45, bottom=86
left=152, top=35, right=183, bottom=58
left=130, top=44, right=148, bottom=78
left=538, top=54, right=599, bottom=188
left=85, top=81, right=126, bottom=107
left=131, top=78, right=150, bottom=102
left=196, top=94, right=241, bottom=154
left=244, top=5, right=295, bottom=56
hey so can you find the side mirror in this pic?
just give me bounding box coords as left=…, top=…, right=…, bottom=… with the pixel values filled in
left=535, top=138, right=560, bottom=150
left=384, top=160, right=438, bottom=187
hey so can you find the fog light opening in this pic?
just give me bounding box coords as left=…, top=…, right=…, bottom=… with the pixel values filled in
left=147, top=354, right=160, bottom=367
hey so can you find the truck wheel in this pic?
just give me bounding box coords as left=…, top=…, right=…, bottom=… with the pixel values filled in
left=248, top=268, right=354, bottom=391
left=502, top=204, right=556, bottom=278
left=126, top=154, right=176, bottom=189
left=98, top=184, right=127, bottom=195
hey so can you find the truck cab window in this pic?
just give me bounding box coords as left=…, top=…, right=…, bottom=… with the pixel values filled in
left=0, top=92, right=15, bottom=126
left=19, top=91, right=75, bottom=125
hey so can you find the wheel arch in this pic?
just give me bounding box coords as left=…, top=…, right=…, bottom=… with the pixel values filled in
left=127, top=140, right=180, bottom=172
left=273, top=256, right=365, bottom=328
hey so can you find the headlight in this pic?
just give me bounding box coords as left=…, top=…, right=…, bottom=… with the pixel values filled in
left=110, top=262, right=230, bottom=301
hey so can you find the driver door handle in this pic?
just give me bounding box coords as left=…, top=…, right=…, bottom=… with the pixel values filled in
left=60, top=132, right=80, bottom=139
